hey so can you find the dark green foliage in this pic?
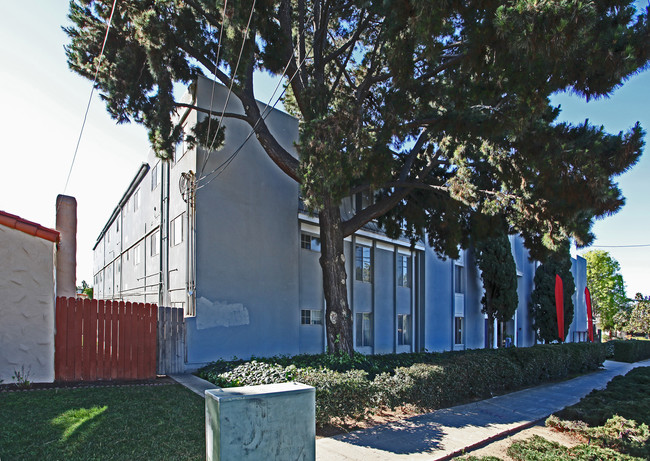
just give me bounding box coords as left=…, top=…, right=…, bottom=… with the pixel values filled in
left=531, top=242, right=576, bottom=343
left=65, top=0, right=649, bottom=354
left=475, top=224, right=519, bottom=347
left=506, top=434, right=641, bottom=461
left=610, top=339, right=650, bottom=363
left=549, top=366, right=650, bottom=459
left=0, top=384, right=205, bottom=460
left=583, top=250, right=629, bottom=332
left=197, top=343, right=606, bottom=425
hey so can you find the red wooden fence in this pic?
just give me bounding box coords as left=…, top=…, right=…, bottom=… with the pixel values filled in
left=55, top=297, right=157, bottom=381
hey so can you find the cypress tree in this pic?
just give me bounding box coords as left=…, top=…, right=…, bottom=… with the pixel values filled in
left=475, top=227, right=519, bottom=348
left=531, top=242, right=576, bottom=343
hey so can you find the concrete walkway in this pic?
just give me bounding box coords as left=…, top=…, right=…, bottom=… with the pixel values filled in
left=169, top=360, right=650, bottom=460
left=315, top=359, right=650, bottom=460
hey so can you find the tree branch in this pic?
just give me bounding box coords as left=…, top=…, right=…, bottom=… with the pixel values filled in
left=175, top=103, right=252, bottom=122
left=184, top=0, right=222, bottom=29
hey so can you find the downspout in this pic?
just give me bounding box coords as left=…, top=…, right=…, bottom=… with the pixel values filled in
left=158, top=162, right=165, bottom=307
left=184, top=171, right=196, bottom=316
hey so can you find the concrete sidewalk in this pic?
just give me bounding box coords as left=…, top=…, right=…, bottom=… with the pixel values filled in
left=315, top=359, right=650, bottom=460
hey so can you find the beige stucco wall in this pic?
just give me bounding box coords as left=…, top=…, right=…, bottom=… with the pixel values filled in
left=0, top=225, right=56, bottom=383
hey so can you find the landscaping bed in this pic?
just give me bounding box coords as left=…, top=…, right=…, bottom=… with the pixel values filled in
left=197, top=342, right=607, bottom=427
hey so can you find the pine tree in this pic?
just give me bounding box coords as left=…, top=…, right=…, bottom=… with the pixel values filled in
left=65, top=0, right=649, bottom=354
left=475, top=223, right=518, bottom=348
left=531, top=243, right=576, bottom=343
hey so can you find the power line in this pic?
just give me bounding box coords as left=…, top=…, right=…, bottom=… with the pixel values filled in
left=198, top=0, right=258, bottom=177
left=196, top=49, right=312, bottom=190
left=590, top=244, right=650, bottom=248
left=63, top=0, right=118, bottom=194
left=203, top=0, right=229, bottom=160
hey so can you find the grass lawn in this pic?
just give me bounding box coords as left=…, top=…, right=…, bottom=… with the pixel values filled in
left=0, top=383, right=205, bottom=461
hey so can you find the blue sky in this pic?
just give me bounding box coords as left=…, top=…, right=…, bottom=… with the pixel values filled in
left=0, top=1, right=648, bottom=296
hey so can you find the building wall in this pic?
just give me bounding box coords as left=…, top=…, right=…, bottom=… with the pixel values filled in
left=91, top=77, right=590, bottom=368
left=0, top=226, right=56, bottom=383
left=186, top=79, right=302, bottom=365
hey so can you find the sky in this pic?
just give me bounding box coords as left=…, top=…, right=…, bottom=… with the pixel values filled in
left=0, top=1, right=648, bottom=297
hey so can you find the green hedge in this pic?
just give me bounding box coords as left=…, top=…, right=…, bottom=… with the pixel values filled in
left=610, top=340, right=650, bottom=363
left=197, top=342, right=606, bottom=426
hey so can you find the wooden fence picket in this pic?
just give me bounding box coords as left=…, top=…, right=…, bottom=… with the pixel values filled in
left=54, top=297, right=159, bottom=381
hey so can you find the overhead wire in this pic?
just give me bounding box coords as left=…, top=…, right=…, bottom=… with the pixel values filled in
left=196, top=48, right=313, bottom=191
left=202, top=0, right=229, bottom=162
left=63, top=0, right=119, bottom=194
left=198, top=0, right=258, bottom=177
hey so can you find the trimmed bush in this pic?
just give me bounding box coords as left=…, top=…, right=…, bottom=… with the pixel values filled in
left=298, top=369, right=376, bottom=426
left=197, top=342, right=606, bottom=426
left=610, top=340, right=650, bottom=363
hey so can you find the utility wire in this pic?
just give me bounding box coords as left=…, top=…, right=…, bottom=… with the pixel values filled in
left=198, top=0, right=258, bottom=177
left=196, top=49, right=312, bottom=190
left=202, top=0, right=229, bottom=159
left=197, top=50, right=299, bottom=183
left=590, top=244, right=650, bottom=248
left=63, top=0, right=118, bottom=194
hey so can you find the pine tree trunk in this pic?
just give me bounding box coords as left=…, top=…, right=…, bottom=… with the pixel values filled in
left=319, top=197, right=354, bottom=355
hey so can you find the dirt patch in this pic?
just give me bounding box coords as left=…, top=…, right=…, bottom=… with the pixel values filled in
left=458, top=421, right=585, bottom=460
left=317, top=405, right=427, bottom=437
left=0, top=376, right=175, bottom=393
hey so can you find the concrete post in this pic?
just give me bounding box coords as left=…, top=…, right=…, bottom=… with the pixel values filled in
left=205, top=382, right=315, bottom=461
left=56, top=195, right=77, bottom=298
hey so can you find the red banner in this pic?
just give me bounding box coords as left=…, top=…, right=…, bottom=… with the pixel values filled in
left=555, top=275, right=564, bottom=341
left=585, top=287, right=594, bottom=342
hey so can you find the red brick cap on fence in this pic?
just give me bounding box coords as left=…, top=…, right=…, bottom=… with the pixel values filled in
left=0, top=210, right=60, bottom=243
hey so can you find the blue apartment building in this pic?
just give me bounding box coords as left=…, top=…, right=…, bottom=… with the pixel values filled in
left=92, top=76, right=590, bottom=370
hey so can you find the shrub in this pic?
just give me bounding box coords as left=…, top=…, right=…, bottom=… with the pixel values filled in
left=297, top=369, right=375, bottom=426
left=611, top=340, right=650, bottom=363
left=197, top=342, right=607, bottom=426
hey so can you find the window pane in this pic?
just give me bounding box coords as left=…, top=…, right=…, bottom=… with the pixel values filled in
left=398, top=255, right=410, bottom=287
left=455, top=317, right=464, bottom=344
left=398, top=314, right=411, bottom=345
left=311, top=310, right=323, bottom=325
left=355, top=245, right=372, bottom=282
left=455, top=265, right=463, bottom=293
left=301, top=310, right=310, bottom=325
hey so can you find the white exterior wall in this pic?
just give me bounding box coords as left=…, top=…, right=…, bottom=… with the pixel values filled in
left=0, top=226, right=56, bottom=383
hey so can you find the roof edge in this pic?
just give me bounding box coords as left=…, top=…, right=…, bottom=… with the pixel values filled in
left=93, top=163, right=150, bottom=250
left=0, top=210, right=60, bottom=243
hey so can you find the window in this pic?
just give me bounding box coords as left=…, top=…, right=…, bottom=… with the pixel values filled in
left=397, top=314, right=411, bottom=345
left=107, top=227, right=111, bottom=244
left=300, top=233, right=321, bottom=251
left=133, top=189, right=140, bottom=212
left=116, top=219, right=119, bottom=232
left=134, top=243, right=141, bottom=266
left=454, top=265, right=464, bottom=294
left=300, top=309, right=323, bottom=325
left=454, top=316, right=464, bottom=345
left=355, top=245, right=372, bottom=282
left=151, top=164, right=159, bottom=190
left=356, top=313, right=373, bottom=347
left=170, top=214, right=184, bottom=247
left=150, top=231, right=160, bottom=256
left=397, top=254, right=410, bottom=288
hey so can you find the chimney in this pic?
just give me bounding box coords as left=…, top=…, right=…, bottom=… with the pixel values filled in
left=56, top=195, right=77, bottom=298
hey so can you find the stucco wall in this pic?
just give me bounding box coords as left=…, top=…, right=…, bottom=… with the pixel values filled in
left=0, top=225, right=56, bottom=383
